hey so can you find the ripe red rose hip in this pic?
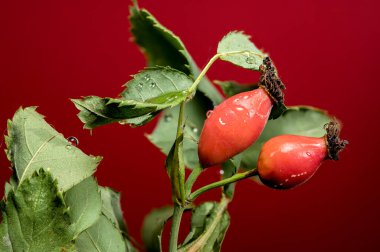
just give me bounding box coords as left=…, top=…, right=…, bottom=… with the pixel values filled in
left=258, top=121, right=348, bottom=189
left=198, top=57, right=285, bottom=167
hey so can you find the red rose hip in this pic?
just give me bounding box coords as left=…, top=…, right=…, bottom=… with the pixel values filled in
left=258, top=121, right=348, bottom=189
left=198, top=57, right=285, bottom=167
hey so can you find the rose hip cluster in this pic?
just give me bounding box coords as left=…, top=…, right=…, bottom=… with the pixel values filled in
left=198, top=57, right=348, bottom=189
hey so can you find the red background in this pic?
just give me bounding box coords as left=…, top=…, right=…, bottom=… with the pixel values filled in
left=0, top=0, right=379, bottom=251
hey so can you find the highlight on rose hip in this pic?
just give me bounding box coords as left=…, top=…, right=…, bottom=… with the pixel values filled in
left=0, top=1, right=348, bottom=251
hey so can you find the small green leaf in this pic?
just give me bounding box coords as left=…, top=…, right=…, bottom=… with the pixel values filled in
left=214, top=80, right=258, bottom=97
left=0, top=169, right=74, bottom=251
left=141, top=206, right=173, bottom=252
left=129, top=6, right=223, bottom=105
left=64, top=176, right=102, bottom=237
left=179, top=199, right=230, bottom=252
left=217, top=31, right=264, bottom=71
left=222, top=154, right=242, bottom=199
left=72, top=67, right=193, bottom=129
left=241, top=106, right=333, bottom=170
left=99, top=187, right=127, bottom=233
left=75, top=215, right=127, bottom=252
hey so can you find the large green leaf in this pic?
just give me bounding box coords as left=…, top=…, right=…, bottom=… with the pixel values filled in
left=141, top=206, right=173, bottom=252
left=0, top=169, right=74, bottom=251
left=217, top=31, right=264, bottom=71
left=75, top=215, right=127, bottom=252
left=99, top=187, right=127, bottom=233
left=4, top=107, right=102, bottom=191
left=179, top=199, right=230, bottom=252
left=241, top=106, right=333, bottom=170
left=64, top=176, right=102, bottom=237
left=129, top=5, right=223, bottom=105
left=72, top=67, right=193, bottom=129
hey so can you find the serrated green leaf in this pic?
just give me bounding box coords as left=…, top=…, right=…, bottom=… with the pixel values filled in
left=214, top=80, right=258, bottom=97
left=72, top=67, right=193, bottom=129
left=0, top=169, right=74, bottom=251
left=141, top=206, right=173, bottom=252
left=129, top=6, right=223, bottom=105
left=99, top=187, right=127, bottom=233
left=75, top=215, right=127, bottom=252
left=5, top=107, right=102, bottom=191
left=241, top=106, right=333, bottom=170
left=179, top=199, right=230, bottom=252
left=0, top=211, right=11, bottom=252
left=64, top=176, right=102, bottom=237
left=217, top=31, right=264, bottom=71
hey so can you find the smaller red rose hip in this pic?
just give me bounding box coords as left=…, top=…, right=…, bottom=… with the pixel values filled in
left=258, top=121, right=348, bottom=189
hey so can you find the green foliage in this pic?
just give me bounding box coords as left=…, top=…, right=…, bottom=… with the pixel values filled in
left=241, top=106, right=333, bottom=170
left=5, top=107, right=101, bottom=191
left=214, top=80, right=258, bottom=97
left=179, top=200, right=230, bottom=252
left=0, top=170, right=74, bottom=251
left=221, top=154, right=242, bottom=199
left=75, top=215, right=128, bottom=252
left=100, top=186, right=128, bottom=232
left=72, top=67, right=193, bottom=129
left=64, top=177, right=102, bottom=237
left=217, top=31, right=264, bottom=71
left=141, top=206, right=173, bottom=252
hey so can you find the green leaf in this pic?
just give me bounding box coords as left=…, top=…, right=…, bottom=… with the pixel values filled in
left=0, top=211, right=11, bottom=252
left=72, top=67, right=193, bottom=129
left=5, top=107, right=102, bottom=191
left=147, top=94, right=209, bottom=169
left=64, top=177, right=102, bottom=237
left=75, top=215, right=127, bottom=252
left=141, top=206, right=173, bottom=252
left=241, top=106, right=333, bottom=170
left=214, top=80, right=258, bottom=98
left=129, top=5, right=223, bottom=105
left=0, top=169, right=74, bottom=251
left=99, top=187, right=127, bottom=233
left=179, top=199, right=230, bottom=252
left=217, top=31, right=264, bottom=71
left=221, top=154, right=242, bottom=199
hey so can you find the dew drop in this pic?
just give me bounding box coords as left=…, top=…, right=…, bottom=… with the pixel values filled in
left=144, top=74, right=151, bottom=81
left=150, top=81, right=156, bottom=88
left=65, top=145, right=72, bottom=150
left=206, top=110, right=213, bottom=118
left=246, top=56, right=256, bottom=64
left=306, top=152, right=311, bottom=156
left=218, top=117, right=226, bottom=125
left=164, top=114, right=173, bottom=122
left=138, top=82, right=144, bottom=88
left=219, top=170, right=225, bottom=175
left=191, top=127, right=198, bottom=133
left=67, top=136, right=79, bottom=147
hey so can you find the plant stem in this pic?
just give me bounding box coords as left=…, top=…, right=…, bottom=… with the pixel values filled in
left=169, top=204, right=185, bottom=252
left=188, top=50, right=265, bottom=94
left=189, top=168, right=258, bottom=202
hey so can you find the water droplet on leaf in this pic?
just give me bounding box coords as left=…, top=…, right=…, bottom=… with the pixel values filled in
left=164, top=114, right=173, bottom=122
left=219, top=170, right=225, bottom=175
left=246, top=56, right=256, bottom=64
left=150, top=81, right=156, bottom=88
left=191, top=127, right=198, bottom=133
left=67, top=136, right=79, bottom=147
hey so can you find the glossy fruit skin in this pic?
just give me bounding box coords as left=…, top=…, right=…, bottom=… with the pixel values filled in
left=198, top=88, right=273, bottom=167
left=258, top=135, right=327, bottom=189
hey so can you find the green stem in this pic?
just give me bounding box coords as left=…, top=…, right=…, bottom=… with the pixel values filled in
left=169, top=205, right=185, bottom=252
left=188, top=50, right=265, bottom=94
left=189, top=169, right=258, bottom=201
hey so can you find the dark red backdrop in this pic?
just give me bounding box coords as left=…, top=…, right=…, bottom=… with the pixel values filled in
left=1, top=0, right=379, bottom=251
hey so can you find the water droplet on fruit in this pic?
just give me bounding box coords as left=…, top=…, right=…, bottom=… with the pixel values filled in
left=164, top=114, right=173, bottom=122
left=219, top=170, right=225, bottom=175
left=218, top=117, right=226, bottom=126
left=246, top=56, right=256, bottom=64
left=206, top=110, right=213, bottom=118
left=306, top=152, right=311, bottom=156
left=67, top=136, right=79, bottom=147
